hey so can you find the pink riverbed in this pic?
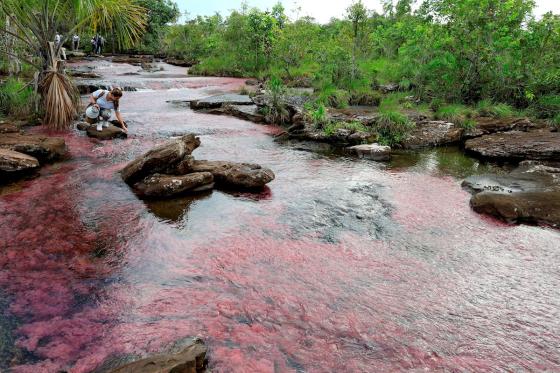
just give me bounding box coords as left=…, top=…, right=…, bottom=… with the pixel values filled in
left=0, top=61, right=559, bottom=372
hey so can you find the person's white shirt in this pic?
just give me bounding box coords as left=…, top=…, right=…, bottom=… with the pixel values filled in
left=92, top=89, right=119, bottom=112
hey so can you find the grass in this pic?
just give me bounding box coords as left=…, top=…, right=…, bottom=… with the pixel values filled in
left=551, top=113, right=560, bottom=129
left=531, top=94, right=560, bottom=119
left=375, top=111, right=414, bottom=146
left=323, top=120, right=369, bottom=136
left=0, top=77, right=37, bottom=119
left=476, top=100, right=515, bottom=118
left=434, top=104, right=477, bottom=129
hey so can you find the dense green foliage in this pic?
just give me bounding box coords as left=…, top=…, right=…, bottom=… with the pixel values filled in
left=161, top=0, right=559, bottom=119
left=0, top=78, right=36, bottom=118
left=135, top=0, right=180, bottom=54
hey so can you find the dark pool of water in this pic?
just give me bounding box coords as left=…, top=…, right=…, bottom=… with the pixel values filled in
left=1, top=61, right=559, bottom=373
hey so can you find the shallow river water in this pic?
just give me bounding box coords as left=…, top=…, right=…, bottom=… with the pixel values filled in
left=1, top=61, right=559, bottom=372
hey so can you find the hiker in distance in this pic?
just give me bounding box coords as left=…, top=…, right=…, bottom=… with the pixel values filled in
left=86, top=88, right=128, bottom=132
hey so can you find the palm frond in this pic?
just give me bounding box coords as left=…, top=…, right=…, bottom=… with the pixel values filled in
left=40, top=70, right=79, bottom=130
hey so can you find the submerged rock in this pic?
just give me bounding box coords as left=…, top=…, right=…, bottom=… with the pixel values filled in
left=121, top=134, right=200, bottom=184
left=0, top=149, right=40, bottom=178
left=92, top=337, right=207, bottom=373
left=190, top=94, right=254, bottom=110
left=0, top=133, right=66, bottom=163
left=191, top=160, right=275, bottom=189
left=346, top=144, right=391, bottom=161
left=86, top=125, right=127, bottom=140
left=465, top=130, right=560, bottom=161
left=134, top=172, right=214, bottom=197
left=403, top=120, right=463, bottom=149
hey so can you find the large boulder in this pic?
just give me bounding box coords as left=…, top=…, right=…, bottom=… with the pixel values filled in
left=346, top=144, right=391, bottom=161
left=471, top=191, right=560, bottom=227
left=0, top=149, right=40, bottom=178
left=463, top=162, right=560, bottom=227
left=92, top=338, right=207, bottom=373
left=190, top=94, right=254, bottom=110
left=121, top=134, right=200, bottom=184
left=134, top=172, right=214, bottom=198
left=0, top=133, right=66, bottom=163
left=403, top=120, right=463, bottom=149
left=191, top=160, right=275, bottom=189
left=86, top=125, right=128, bottom=140
left=464, top=130, right=560, bottom=161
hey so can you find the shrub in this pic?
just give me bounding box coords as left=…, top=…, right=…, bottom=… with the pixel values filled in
left=375, top=111, right=414, bottom=146
left=551, top=113, right=560, bottom=129
left=263, top=77, right=289, bottom=124
left=476, top=100, right=515, bottom=118
left=309, top=104, right=328, bottom=127
left=429, top=98, right=444, bottom=113
left=0, top=78, right=36, bottom=118
left=317, top=87, right=350, bottom=108
left=349, top=91, right=382, bottom=106
left=531, top=94, right=560, bottom=119
left=238, top=86, right=250, bottom=95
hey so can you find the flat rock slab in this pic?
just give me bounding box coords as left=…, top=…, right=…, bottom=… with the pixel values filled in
left=0, top=149, right=40, bottom=176
left=92, top=338, right=207, bottom=373
left=190, top=94, right=254, bottom=110
left=346, top=143, right=391, bottom=161
left=464, top=117, right=541, bottom=138
left=191, top=160, right=275, bottom=189
left=0, top=123, right=20, bottom=133
left=0, top=133, right=66, bottom=163
left=165, top=57, right=196, bottom=67
left=121, top=134, right=200, bottom=184
left=134, top=172, right=214, bottom=197
left=465, top=130, right=560, bottom=161
left=86, top=125, right=128, bottom=140
left=403, top=121, right=463, bottom=149
left=208, top=104, right=265, bottom=123
left=112, top=55, right=154, bottom=64
left=471, top=190, right=560, bottom=227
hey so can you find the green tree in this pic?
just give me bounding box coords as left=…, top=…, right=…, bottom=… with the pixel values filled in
left=0, top=0, right=147, bottom=129
left=136, top=0, right=180, bottom=54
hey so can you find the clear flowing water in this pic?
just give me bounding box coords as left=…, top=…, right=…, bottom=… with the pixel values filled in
left=1, top=61, right=559, bottom=373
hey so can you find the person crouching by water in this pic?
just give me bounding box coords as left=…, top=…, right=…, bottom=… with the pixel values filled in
left=86, top=88, right=128, bottom=132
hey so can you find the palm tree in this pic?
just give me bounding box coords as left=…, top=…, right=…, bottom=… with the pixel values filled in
left=0, top=0, right=147, bottom=130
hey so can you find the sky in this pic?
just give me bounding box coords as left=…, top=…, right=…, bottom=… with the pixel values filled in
left=175, top=0, right=560, bottom=23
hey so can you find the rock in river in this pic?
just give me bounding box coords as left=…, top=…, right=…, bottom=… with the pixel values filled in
left=465, top=130, right=560, bottom=161
left=0, top=133, right=66, bottom=163
left=92, top=337, right=207, bottom=373
left=0, top=149, right=40, bottom=178
left=463, top=162, right=560, bottom=227
left=122, top=134, right=201, bottom=184
left=86, top=125, right=128, bottom=140
left=403, top=120, right=463, bottom=149
left=346, top=144, right=391, bottom=161
left=190, top=94, right=254, bottom=110
left=191, top=160, right=275, bottom=189
left=134, top=172, right=214, bottom=197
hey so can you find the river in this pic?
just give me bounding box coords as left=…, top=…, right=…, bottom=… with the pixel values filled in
left=0, top=60, right=559, bottom=372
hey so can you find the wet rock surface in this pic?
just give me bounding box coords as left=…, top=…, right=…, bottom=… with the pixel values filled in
left=122, top=134, right=274, bottom=197
left=346, top=144, right=391, bottom=161
left=191, top=160, right=275, bottom=189
left=208, top=104, right=265, bottom=123
left=112, top=55, right=154, bottom=65
left=0, top=123, right=20, bottom=134
left=121, top=134, right=201, bottom=184
left=92, top=337, right=207, bottom=373
left=463, top=162, right=560, bottom=227
left=0, top=149, right=40, bottom=176
left=464, top=130, right=560, bottom=161
left=165, top=57, right=196, bottom=67
left=190, top=94, right=254, bottom=110
left=86, top=125, right=128, bottom=140
left=403, top=121, right=464, bottom=149
left=134, top=172, right=214, bottom=197
left=0, top=133, right=66, bottom=163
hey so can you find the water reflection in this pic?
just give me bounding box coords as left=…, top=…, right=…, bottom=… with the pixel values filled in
left=143, top=191, right=212, bottom=223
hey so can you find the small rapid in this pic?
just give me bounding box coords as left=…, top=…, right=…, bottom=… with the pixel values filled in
left=0, top=61, right=559, bottom=373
